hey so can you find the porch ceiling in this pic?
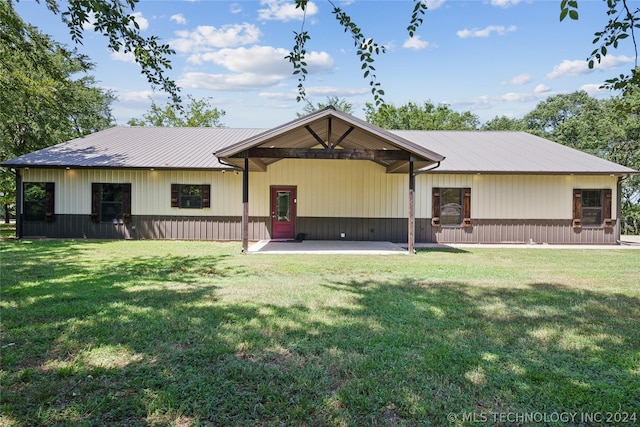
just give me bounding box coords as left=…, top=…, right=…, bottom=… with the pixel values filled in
left=215, top=107, right=445, bottom=173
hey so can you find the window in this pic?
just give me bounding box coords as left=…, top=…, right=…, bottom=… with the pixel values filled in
left=171, top=184, right=210, bottom=209
left=91, top=183, right=131, bottom=223
left=432, top=187, right=471, bottom=228
left=24, top=182, right=54, bottom=222
left=573, top=189, right=612, bottom=228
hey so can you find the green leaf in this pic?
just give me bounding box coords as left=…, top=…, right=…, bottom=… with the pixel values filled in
left=569, top=10, right=578, bottom=20
left=560, top=8, right=568, bottom=21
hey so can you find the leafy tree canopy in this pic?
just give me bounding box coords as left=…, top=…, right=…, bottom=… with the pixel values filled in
left=297, top=96, right=353, bottom=117
left=1, top=1, right=115, bottom=159
left=128, top=96, right=225, bottom=127
left=1, top=0, right=115, bottom=218
left=364, top=101, right=479, bottom=130
left=23, top=0, right=180, bottom=103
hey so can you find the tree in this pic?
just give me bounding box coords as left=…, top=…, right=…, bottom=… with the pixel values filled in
left=1, top=1, right=115, bottom=222
left=481, top=116, right=525, bottom=131
left=22, top=0, right=180, bottom=103
left=364, top=101, right=479, bottom=130
left=127, top=96, right=225, bottom=127
left=520, top=91, right=599, bottom=140
left=296, top=96, right=353, bottom=117
left=561, top=0, right=640, bottom=94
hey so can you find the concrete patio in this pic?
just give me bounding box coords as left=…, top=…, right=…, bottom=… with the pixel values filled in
left=247, top=236, right=640, bottom=254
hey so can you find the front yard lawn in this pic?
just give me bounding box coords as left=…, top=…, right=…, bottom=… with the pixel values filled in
left=1, top=240, right=639, bottom=426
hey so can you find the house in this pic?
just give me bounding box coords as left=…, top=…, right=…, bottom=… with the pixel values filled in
left=2, top=107, right=637, bottom=249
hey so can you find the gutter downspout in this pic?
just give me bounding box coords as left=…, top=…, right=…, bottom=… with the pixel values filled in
left=415, top=161, right=442, bottom=176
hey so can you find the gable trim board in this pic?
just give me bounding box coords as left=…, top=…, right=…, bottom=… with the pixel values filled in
left=3, top=109, right=637, bottom=245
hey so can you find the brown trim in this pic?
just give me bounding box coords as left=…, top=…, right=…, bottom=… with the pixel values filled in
left=431, top=187, right=440, bottom=227
left=572, top=189, right=582, bottom=229
left=462, top=187, right=471, bottom=228
left=91, top=183, right=100, bottom=223
left=603, top=188, right=612, bottom=228
left=171, top=184, right=211, bottom=209
left=20, top=215, right=620, bottom=245
left=238, top=147, right=411, bottom=161
left=202, top=184, right=211, bottom=208
left=122, top=183, right=132, bottom=223
left=44, top=182, right=55, bottom=223
left=171, top=184, right=179, bottom=207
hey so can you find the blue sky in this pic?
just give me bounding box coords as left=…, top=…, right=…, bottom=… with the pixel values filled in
left=15, top=0, right=638, bottom=128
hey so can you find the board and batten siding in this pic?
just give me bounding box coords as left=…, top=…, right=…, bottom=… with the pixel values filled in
left=421, top=173, right=619, bottom=220
left=20, top=165, right=620, bottom=243
left=23, top=165, right=618, bottom=220
left=21, top=168, right=243, bottom=216
left=248, top=159, right=409, bottom=218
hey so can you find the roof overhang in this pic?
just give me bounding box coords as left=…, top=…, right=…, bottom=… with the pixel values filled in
left=215, top=107, right=445, bottom=173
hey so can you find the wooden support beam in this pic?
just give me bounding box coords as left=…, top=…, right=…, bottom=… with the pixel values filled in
left=386, top=160, right=408, bottom=174
left=304, top=126, right=328, bottom=148
left=249, top=157, right=267, bottom=172
left=408, top=160, right=415, bottom=255
left=327, top=118, right=332, bottom=149
left=332, top=126, right=354, bottom=149
left=236, top=147, right=410, bottom=161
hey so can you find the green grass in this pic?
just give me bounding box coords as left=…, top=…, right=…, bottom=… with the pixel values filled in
left=0, top=223, right=15, bottom=239
left=1, top=239, right=639, bottom=426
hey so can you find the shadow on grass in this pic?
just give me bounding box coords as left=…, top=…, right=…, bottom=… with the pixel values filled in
left=1, top=241, right=639, bottom=425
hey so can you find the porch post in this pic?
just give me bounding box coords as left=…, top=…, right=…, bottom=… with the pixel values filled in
left=408, top=160, right=415, bottom=254
left=16, top=169, right=23, bottom=239
left=242, top=155, right=249, bottom=252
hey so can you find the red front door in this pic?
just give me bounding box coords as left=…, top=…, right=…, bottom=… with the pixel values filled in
left=271, top=186, right=296, bottom=240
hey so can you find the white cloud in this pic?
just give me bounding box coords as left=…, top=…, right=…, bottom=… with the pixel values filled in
left=546, top=59, right=589, bottom=79
left=445, top=86, right=555, bottom=111
left=403, top=36, right=433, bottom=50
left=425, top=0, right=446, bottom=10
left=546, top=55, right=633, bottom=79
left=457, top=25, right=517, bottom=38
left=178, top=72, right=286, bottom=91
left=81, top=13, right=96, bottom=30
left=130, top=12, right=149, bottom=31
left=533, top=84, right=551, bottom=94
left=118, top=90, right=156, bottom=103
left=580, top=83, right=607, bottom=96
left=491, top=0, right=521, bottom=7
left=170, top=14, right=187, bottom=25
left=110, top=50, right=136, bottom=63
left=306, top=86, right=370, bottom=97
left=259, top=91, right=295, bottom=101
left=504, top=74, right=532, bottom=85
left=188, top=46, right=333, bottom=75
left=171, top=23, right=261, bottom=51
left=260, top=86, right=369, bottom=101
left=178, top=46, right=336, bottom=93
left=258, top=0, right=318, bottom=21
left=230, top=3, right=243, bottom=14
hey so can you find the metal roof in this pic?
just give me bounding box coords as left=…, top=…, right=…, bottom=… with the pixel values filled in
left=392, top=130, right=637, bottom=175
left=1, top=123, right=636, bottom=175
left=1, top=127, right=265, bottom=170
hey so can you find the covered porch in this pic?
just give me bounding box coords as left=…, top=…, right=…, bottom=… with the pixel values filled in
left=215, top=107, right=445, bottom=254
